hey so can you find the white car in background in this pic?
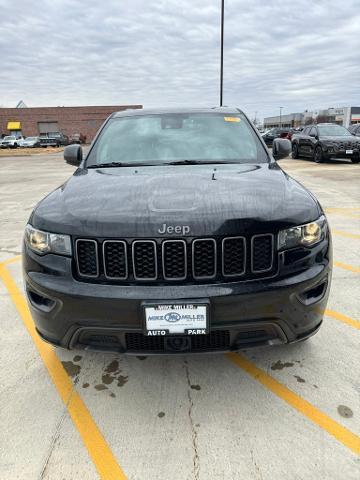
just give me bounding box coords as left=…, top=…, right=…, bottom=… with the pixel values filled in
left=20, top=136, right=40, bottom=148
left=0, top=135, right=24, bottom=148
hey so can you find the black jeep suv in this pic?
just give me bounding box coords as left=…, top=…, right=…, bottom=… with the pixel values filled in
left=291, top=123, right=360, bottom=163
left=23, top=108, right=332, bottom=354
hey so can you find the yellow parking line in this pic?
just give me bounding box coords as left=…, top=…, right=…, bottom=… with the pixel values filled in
left=226, top=353, right=360, bottom=456
left=332, top=229, right=360, bottom=240
left=324, top=309, right=360, bottom=330
left=0, top=262, right=127, bottom=480
left=325, top=208, right=360, bottom=219
left=325, top=207, right=360, bottom=213
left=1, top=255, right=22, bottom=266
left=334, top=261, right=360, bottom=273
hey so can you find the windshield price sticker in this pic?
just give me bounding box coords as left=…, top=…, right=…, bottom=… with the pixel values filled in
left=145, top=304, right=207, bottom=335
left=224, top=116, right=241, bottom=122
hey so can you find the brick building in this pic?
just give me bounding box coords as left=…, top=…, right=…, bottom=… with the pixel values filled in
left=0, top=104, right=143, bottom=142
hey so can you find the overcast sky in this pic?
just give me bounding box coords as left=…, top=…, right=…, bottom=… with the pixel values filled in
left=0, top=0, right=359, bottom=120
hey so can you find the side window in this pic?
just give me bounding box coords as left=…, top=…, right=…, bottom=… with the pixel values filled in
left=309, top=127, right=317, bottom=137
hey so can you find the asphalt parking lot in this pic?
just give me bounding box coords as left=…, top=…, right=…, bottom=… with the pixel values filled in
left=0, top=151, right=359, bottom=479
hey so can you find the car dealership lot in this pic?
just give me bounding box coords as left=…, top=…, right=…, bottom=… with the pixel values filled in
left=0, top=152, right=359, bottom=479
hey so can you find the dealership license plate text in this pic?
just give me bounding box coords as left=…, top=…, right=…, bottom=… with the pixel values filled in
left=145, top=304, right=207, bottom=335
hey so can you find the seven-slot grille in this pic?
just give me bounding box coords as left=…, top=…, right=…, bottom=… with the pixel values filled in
left=75, top=234, right=275, bottom=282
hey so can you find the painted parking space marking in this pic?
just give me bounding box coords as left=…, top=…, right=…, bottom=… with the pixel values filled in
left=332, top=229, right=360, bottom=240
left=1, top=255, right=21, bottom=266
left=2, top=254, right=359, bottom=477
left=0, top=261, right=127, bottom=480
left=226, top=353, right=360, bottom=456
left=325, top=208, right=360, bottom=219
left=334, top=261, right=360, bottom=273
left=324, top=309, right=360, bottom=330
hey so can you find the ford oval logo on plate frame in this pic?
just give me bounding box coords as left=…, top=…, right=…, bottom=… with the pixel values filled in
left=164, top=312, right=181, bottom=322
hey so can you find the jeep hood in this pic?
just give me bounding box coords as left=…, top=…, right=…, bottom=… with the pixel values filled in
left=31, top=163, right=321, bottom=237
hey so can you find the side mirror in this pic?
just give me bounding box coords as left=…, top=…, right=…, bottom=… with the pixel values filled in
left=272, top=138, right=291, bottom=160
left=64, top=144, right=82, bottom=166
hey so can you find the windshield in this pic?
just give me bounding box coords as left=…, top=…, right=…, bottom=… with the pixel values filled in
left=317, top=125, right=351, bottom=136
left=86, top=113, right=268, bottom=167
left=25, top=137, right=37, bottom=141
left=4, top=136, right=15, bottom=140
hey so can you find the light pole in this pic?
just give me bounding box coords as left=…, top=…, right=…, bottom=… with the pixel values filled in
left=279, top=107, right=283, bottom=128
left=220, top=0, right=224, bottom=106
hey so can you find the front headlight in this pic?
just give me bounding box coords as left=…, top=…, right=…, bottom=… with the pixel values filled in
left=24, top=224, right=72, bottom=256
left=278, top=216, right=327, bottom=250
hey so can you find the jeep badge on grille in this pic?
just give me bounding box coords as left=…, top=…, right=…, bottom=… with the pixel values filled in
left=158, top=224, right=190, bottom=235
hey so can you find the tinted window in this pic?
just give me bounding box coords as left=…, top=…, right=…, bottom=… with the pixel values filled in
left=87, top=113, right=268, bottom=166
left=317, top=125, right=350, bottom=136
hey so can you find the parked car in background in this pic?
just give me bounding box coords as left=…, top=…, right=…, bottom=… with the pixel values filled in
left=286, top=127, right=303, bottom=141
left=19, top=136, right=40, bottom=148
left=348, top=124, right=360, bottom=136
left=69, top=133, right=86, bottom=144
left=262, top=127, right=292, bottom=146
left=40, top=132, right=69, bottom=147
left=291, top=123, right=360, bottom=163
left=0, top=135, right=25, bottom=148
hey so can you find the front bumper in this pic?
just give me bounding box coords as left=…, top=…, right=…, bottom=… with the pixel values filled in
left=23, top=238, right=332, bottom=354
left=323, top=148, right=360, bottom=160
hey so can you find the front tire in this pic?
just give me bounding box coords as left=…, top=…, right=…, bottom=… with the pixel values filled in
left=292, top=143, right=299, bottom=159
left=351, top=157, right=360, bottom=164
left=314, top=146, right=324, bottom=163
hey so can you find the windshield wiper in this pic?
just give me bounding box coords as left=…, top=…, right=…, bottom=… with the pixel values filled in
left=167, top=160, right=238, bottom=165
left=87, top=160, right=241, bottom=168
left=87, top=162, right=158, bottom=168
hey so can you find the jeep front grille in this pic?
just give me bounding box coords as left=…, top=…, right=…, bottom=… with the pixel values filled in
left=251, top=234, right=273, bottom=273
left=162, top=240, right=187, bottom=280
left=74, top=234, right=275, bottom=283
left=103, top=240, right=127, bottom=279
left=76, top=239, right=98, bottom=277
left=192, top=239, right=216, bottom=279
left=132, top=240, right=157, bottom=280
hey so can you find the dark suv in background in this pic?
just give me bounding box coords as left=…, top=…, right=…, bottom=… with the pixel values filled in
left=348, top=124, right=360, bottom=137
left=262, top=127, right=292, bottom=146
left=40, top=132, right=69, bottom=147
left=291, top=124, right=360, bottom=163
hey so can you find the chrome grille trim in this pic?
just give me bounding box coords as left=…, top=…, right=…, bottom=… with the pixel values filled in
left=162, top=239, right=187, bottom=281
left=75, top=239, right=99, bottom=278
left=103, top=240, right=128, bottom=279
left=132, top=240, right=158, bottom=281
left=222, top=236, right=246, bottom=277
left=251, top=234, right=274, bottom=273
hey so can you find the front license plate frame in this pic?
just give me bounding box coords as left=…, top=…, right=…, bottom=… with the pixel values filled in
left=142, top=300, right=210, bottom=336
left=346, top=149, right=353, bottom=155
